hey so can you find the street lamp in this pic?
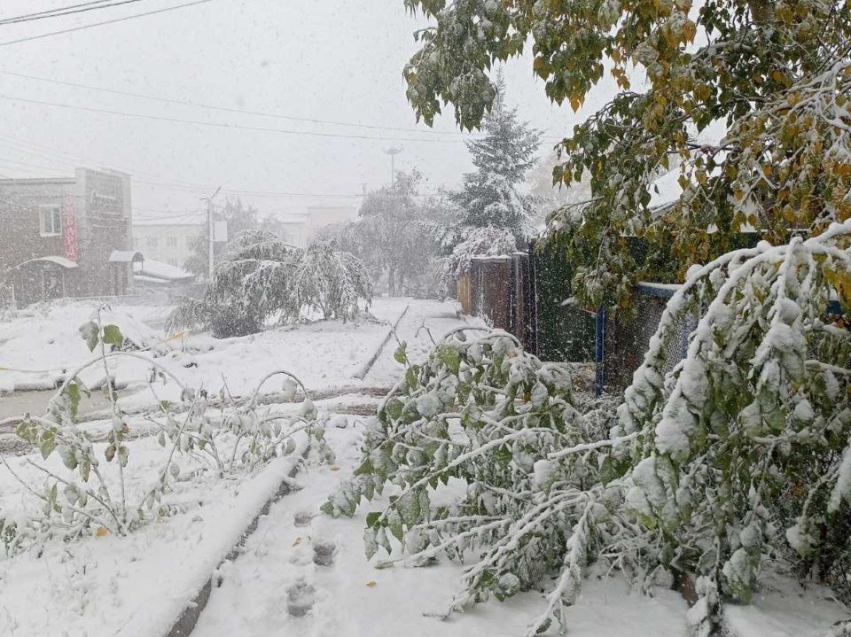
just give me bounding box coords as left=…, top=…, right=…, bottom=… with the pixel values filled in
left=384, top=147, right=403, bottom=188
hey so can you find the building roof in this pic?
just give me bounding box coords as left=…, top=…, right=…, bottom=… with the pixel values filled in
left=133, top=259, right=193, bottom=281
left=15, top=256, right=79, bottom=269
left=133, top=219, right=205, bottom=227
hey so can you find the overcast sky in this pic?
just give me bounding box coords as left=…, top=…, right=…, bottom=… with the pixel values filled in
left=0, top=0, right=619, bottom=223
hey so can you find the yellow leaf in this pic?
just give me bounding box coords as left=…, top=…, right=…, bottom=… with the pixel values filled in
left=366, top=581, right=378, bottom=588
left=293, top=537, right=302, bottom=546
left=570, top=97, right=581, bottom=112
left=825, top=268, right=851, bottom=308
left=95, top=526, right=109, bottom=538
left=330, top=465, right=340, bottom=472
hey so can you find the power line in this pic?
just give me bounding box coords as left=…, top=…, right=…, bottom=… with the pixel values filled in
left=0, top=92, right=472, bottom=144
left=0, top=69, right=473, bottom=137
left=0, top=1, right=114, bottom=23
left=0, top=0, right=152, bottom=26
left=0, top=0, right=213, bottom=47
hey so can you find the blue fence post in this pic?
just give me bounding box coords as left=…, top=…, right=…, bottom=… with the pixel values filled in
left=595, top=306, right=607, bottom=397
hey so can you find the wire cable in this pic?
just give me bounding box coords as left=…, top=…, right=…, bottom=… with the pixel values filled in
left=0, top=68, right=472, bottom=136
left=0, top=0, right=151, bottom=26
left=0, top=0, right=213, bottom=47
left=0, top=92, right=470, bottom=144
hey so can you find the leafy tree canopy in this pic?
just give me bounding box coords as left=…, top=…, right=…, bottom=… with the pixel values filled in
left=403, top=0, right=851, bottom=307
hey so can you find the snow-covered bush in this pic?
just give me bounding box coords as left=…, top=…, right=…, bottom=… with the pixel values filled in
left=168, top=232, right=372, bottom=337
left=1, top=315, right=321, bottom=554
left=619, top=223, right=851, bottom=631
left=439, top=225, right=518, bottom=287
left=323, top=328, right=640, bottom=635
left=289, top=240, right=373, bottom=321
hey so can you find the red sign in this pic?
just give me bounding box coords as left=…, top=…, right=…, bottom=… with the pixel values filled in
left=63, top=195, right=78, bottom=261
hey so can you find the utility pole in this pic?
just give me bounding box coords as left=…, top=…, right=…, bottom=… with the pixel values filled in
left=201, top=186, right=222, bottom=280
left=384, top=148, right=402, bottom=188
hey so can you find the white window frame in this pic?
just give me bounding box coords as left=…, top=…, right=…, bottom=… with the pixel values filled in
left=39, top=204, right=62, bottom=237
left=166, top=236, right=178, bottom=248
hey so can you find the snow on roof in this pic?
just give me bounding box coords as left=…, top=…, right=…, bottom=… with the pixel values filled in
left=133, top=218, right=205, bottom=227
left=16, top=255, right=79, bottom=269
left=649, top=170, right=683, bottom=209
left=109, top=250, right=144, bottom=263
left=133, top=258, right=193, bottom=281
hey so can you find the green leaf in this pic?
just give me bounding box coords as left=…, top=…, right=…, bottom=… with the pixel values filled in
left=405, top=368, right=417, bottom=389
left=39, top=431, right=56, bottom=460
left=387, top=509, right=404, bottom=542
left=66, top=382, right=81, bottom=422
left=79, top=321, right=99, bottom=352
left=438, top=347, right=461, bottom=374
left=102, top=325, right=124, bottom=349
left=394, top=343, right=408, bottom=364
left=366, top=512, right=382, bottom=528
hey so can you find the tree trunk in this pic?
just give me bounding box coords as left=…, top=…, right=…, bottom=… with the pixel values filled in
left=388, top=267, right=397, bottom=296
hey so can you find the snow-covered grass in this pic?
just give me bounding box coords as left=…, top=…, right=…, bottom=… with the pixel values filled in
left=0, top=427, right=308, bottom=637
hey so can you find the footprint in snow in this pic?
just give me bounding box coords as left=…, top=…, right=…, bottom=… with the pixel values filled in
left=312, top=541, right=336, bottom=567
left=287, top=579, right=316, bottom=617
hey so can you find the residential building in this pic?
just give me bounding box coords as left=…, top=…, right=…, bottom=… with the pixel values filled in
left=0, top=168, right=134, bottom=307
left=131, top=221, right=203, bottom=268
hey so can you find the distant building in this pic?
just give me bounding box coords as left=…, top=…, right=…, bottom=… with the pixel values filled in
left=0, top=168, right=134, bottom=307
left=132, top=221, right=202, bottom=268
left=307, top=206, right=358, bottom=240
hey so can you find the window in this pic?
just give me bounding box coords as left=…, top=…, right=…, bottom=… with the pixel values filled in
left=39, top=205, right=62, bottom=236
left=133, top=238, right=140, bottom=249
left=167, top=236, right=178, bottom=248
left=186, top=236, right=194, bottom=248
left=146, top=237, right=158, bottom=249
left=167, top=258, right=178, bottom=266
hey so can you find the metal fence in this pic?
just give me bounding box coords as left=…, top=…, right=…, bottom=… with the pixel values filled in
left=598, top=284, right=694, bottom=395
left=457, top=245, right=692, bottom=398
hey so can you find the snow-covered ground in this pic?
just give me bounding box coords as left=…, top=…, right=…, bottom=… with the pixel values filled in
left=0, top=297, right=459, bottom=405
left=191, top=423, right=691, bottom=637
left=1, top=297, right=846, bottom=637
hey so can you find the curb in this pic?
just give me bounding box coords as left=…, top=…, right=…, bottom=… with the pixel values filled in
left=165, top=442, right=311, bottom=637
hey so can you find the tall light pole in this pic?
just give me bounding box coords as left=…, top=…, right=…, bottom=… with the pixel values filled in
left=384, top=148, right=402, bottom=188
left=201, top=186, right=221, bottom=279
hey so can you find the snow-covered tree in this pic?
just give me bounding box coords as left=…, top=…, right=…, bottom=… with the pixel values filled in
left=323, top=223, right=851, bottom=634
left=323, top=329, right=635, bottom=636
left=169, top=231, right=371, bottom=337
left=619, top=221, right=851, bottom=631
left=356, top=169, right=437, bottom=295
left=438, top=225, right=517, bottom=288
left=403, top=0, right=851, bottom=308
left=288, top=240, right=373, bottom=322
left=450, top=76, right=542, bottom=240
left=184, top=198, right=293, bottom=278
